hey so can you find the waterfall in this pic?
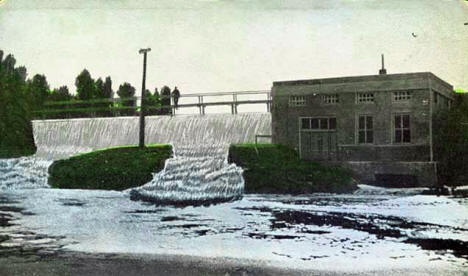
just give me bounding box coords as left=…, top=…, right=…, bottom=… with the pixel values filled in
left=128, top=145, right=245, bottom=205
left=1, top=113, right=271, bottom=203
left=0, top=157, right=51, bottom=190
left=32, top=113, right=271, bottom=159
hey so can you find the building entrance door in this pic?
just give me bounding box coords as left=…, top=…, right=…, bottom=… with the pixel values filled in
left=300, top=131, right=337, bottom=160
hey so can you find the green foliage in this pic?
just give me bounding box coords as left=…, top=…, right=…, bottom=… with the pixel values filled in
left=2, top=54, right=16, bottom=72
left=48, top=144, right=172, bottom=190
left=27, top=74, right=50, bottom=109
left=75, top=69, right=96, bottom=101
left=117, top=82, right=136, bottom=106
left=103, top=76, right=113, bottom=99
left=160, top=86, right=171, bottom=115
left=49, top=86, right=72, bottom=102
left=95, top=77, right=105, bottom=98
left=116, top=82, right=136, bottom=115
left=434, top=94, right=468, bottom=186
left=229, top=144, right=356, bottom=194
left=144, top=88, right=162, bottom=115
left=0, top=50, right=37, bottom=158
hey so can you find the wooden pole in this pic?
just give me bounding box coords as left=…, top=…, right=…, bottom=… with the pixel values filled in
left=139, top=48, right=151, bottom=148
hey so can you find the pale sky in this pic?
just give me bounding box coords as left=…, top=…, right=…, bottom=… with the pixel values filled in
left=1, top=0, right=468, bottom=96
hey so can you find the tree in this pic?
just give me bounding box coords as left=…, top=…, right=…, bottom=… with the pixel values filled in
left=49, top=86, right=72, bottom=102
left=117, top=82, right=136, bottom=101
left=2, top=54, right=16, bottom=73
left=15, top=66, right=27, bottom=82
left=27, top=74, right=50, bottom=109
left=117, top=82, right=136, bottom=115
left=95, top=77, right=105, bottom=98
left=160, top=85, right=171, bottom=115
left=0, top=50, right=36, bottom=157
left=94, top=77, right=114, bottom=116
left=103, top=76, right=113, bottom=99
left=48, top=86, right=73, bottom=119
left=75, top=69, right=96, bottom=101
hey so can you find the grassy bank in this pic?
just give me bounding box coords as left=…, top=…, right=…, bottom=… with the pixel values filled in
left=48, top=144, right=172, bottom=190
left=228, top=144, right=356, bottom=194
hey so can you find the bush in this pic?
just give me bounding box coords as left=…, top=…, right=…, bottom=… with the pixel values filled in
left=228, top=144, right=356, bottom=194
left=48, top=144, right=172, bottom=190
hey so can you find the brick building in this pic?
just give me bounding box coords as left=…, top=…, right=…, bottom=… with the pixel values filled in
left=271, top=68, right=455, bottom=187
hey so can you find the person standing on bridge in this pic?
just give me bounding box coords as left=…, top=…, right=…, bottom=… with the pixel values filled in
left=172, top=86, right=180, bottom=109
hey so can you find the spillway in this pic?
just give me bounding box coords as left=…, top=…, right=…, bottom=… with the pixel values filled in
left=32, top=113, right=271, bottom=159
left=1, top=113, right=271, bottom=204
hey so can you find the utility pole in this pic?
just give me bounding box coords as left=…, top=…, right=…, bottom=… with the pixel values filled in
left=138, top=48, right=151, bottom=148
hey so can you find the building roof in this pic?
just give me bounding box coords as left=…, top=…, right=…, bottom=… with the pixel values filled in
left=273, top=72, right=453, bottom=90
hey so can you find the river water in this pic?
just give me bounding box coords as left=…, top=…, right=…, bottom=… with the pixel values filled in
left=1, top=114, right=468, bottom=273
left=1, top=188, right=467, bottom=273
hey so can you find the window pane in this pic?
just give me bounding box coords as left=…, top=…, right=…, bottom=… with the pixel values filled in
left=403, top=130, right=411, bottom=142
left=320, top=118, right=328, bottom=129
left=366, top=116, right=373, bottom=130
left=395, top=130, right=402, bottom=143
left=359, top=116, right=365, bottom=129
left=358, top=131, right=365, bottom=143
left=301, top=118, right=310, bottom=129
left=311, top=119, right=319, bottom=129
left=366, top=131, right=373, bottom=143
left=403, top=115, right=410, bottom=128
left=329, top=118, right=337, bottom=130
left=395, top=115, right=401, bottom=128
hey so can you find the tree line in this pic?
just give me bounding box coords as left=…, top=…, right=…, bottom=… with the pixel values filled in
left=1, top=50, right=177, bottom=120
left=41, top=68, right=176, bottom=118
left=0, top=49, right=178, bottom=156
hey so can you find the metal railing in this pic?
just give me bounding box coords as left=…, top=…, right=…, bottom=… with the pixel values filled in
left=34, top=90, right=272, bottom=119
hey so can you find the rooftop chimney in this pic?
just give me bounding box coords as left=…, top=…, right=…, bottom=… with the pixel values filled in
left=379, top=54, right=387, bottom=75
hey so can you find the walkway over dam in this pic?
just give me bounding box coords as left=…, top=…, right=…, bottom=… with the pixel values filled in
left=34, top=90, right=272, bottom=118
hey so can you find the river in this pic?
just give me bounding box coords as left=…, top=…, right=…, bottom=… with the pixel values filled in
left=1, top=114, right=467, bottom=274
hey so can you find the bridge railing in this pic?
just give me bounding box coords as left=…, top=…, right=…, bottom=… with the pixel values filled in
left=33, top=90, right=272, bottom=119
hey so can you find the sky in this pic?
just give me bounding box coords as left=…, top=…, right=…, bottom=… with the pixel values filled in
left=1, top=0, right=468, bottom=96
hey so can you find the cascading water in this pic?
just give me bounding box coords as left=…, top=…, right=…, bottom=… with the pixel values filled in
left=0, top=157, right=51, bottom=190
left=129, top=145, right=245, bottom=205
left=1, top=113, right=271, bottom=204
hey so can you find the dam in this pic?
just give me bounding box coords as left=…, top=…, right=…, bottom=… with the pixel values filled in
left=2, top=113, right=271, bottom=203
left=32, top=113, right=272, bottom=159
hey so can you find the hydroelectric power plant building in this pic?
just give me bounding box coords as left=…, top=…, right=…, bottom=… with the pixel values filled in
left=271, top=66, right=455, bottom=187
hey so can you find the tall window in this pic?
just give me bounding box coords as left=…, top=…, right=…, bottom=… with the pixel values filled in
left=301, top=117, right=336, bottom=130
left=394, top=114, right=410, bottom=143
left=393, top=91, right=411, bottom=101
left=357, top=93, right=374, bottom=103
left=322, top=94, right=338, bottom=104
left=289, top=96, right=306, bottom=107
left=358, top=115, right=373, bottom=144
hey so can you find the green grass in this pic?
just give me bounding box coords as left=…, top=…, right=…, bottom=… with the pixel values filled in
left=229, top=143, right=356, bottom=194
left=48, top=144, right=172, bottom=190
